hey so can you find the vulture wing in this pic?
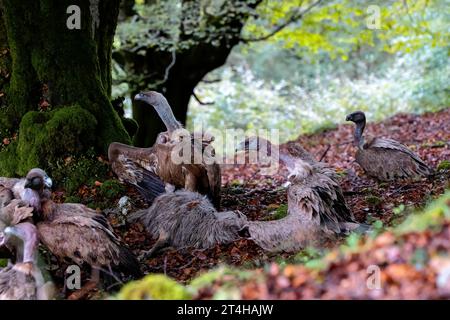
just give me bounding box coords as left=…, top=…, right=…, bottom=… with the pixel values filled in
left=288, top=167, right=355, bottom=234
left=109, top=143, right=166, bottom=203
left=0, top=200, right=34, bottom=227
left=358, top=137, right=432, bottom=180
left=0, top=177, right=20, bottom=190
left=37, top=213, right=140, bottom=278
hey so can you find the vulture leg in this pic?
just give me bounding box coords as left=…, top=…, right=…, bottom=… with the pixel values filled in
left=183, top=168, right=198, bottom=192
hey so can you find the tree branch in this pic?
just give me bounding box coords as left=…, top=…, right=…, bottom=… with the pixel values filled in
left=192, top=91, right=214, bottom=106
left=240, top=0, right=323, bottom=43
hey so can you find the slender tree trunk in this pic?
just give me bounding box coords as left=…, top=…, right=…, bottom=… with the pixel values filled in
left=0, top=0, right=129, bottom=177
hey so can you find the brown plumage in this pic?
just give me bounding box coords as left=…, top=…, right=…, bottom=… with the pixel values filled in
left=246, top=158, right=364, bottom=253
left=17, top=170, right=142, bottom=282
left=36, top=199, right=142, bottom=281
left=128, top=190, right=249, bottom=257
left=109, top=91, right=221, bottom=208
left=346, top=111, right=432, bottom=181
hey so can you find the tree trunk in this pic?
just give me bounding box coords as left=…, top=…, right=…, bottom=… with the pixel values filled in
left=0, top=0, right=130, bottom=177
left=131, top=42, right=235, bottom=147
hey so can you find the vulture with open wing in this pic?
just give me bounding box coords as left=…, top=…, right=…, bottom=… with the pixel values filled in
left=238, top=136, right=359, bottom=234
left=108, top=91, right=221, bottom=208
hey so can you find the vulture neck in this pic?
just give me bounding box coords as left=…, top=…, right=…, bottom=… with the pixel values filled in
left=37, top=199, right=56, bottom=221
left=354, top=121, right=366, bottom=149
left=151, top=97, right=182, bottom=133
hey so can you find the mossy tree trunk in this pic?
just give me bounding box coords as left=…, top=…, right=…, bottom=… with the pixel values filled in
left=0, top=0, right=130, bottom=178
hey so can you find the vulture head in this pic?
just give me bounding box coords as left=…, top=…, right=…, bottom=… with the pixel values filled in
left=345, top=111, right=366, bottom=125
left=23, top=168, right=52, bottom=213
left=346, top=111, right=367, bottom=146
left=24, top=168, right=52, bottom=191
left=135, top=91, right=182, bottom=133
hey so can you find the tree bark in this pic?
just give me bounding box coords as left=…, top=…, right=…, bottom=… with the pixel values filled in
left=0, top=0, right=130, bottom=177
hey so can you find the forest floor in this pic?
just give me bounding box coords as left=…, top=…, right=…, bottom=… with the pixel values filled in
left=58, top=108, right=450, bottom=299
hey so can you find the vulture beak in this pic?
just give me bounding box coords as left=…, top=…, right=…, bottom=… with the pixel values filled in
left=134, top=92, right=146, bottom=102
left=44, top=176, right=53, bottom=189
left=345, top=114, right=352, bottom=121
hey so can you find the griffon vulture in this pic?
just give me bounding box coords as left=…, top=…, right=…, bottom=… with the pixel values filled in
left=346, top=111, right=432, bottom=181
left=108, top=91, right=221, bottom=208
left=128, top=190, right=249, bottom=257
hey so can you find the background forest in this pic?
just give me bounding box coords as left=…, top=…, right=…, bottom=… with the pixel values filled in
left=113, top=0, right=448, bottom=143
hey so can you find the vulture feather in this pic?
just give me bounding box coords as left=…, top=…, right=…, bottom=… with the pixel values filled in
left=237, top=136, right=359, bottom=236
left=346, top=111, right=432, bottom=181
left=20, top=170, right=142, bottom=283
left=128, top=190, right=249, bottom=257
left=36, top=200, right=142, bottom=281
left=109, top=91, right=221, bottom=208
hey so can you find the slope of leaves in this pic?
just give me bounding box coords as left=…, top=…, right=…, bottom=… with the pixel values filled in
left=110, top=108, right=449, bottom=300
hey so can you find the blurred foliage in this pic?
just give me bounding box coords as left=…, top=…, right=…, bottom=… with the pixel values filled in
left=112, top=1, right=448, bottom=143
left=396, top=190, right=450, bottom=234
left=187, top=0, right=449, bottom=143
left=115, top=274, right=192, bottom=300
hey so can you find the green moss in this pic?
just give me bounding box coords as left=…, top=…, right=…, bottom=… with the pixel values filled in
left=116, top=274, right=192, bottom=300
left=0, top=259, right=7, bottom=268
left=64, top=195, right=81, bottom=204
left=53, top=152, right=109, bottom=195
left=437, top=160, right=450, bottom=171
left=366, top=195, right=382, bottom=207
left=0, top=141, right=18, bottom=176
left=395, top=190, right=450, bottom=234
left=270, top=204, right=288, bottom=220
left=293, top=247, right=323, bottom=264
left=99, top=179, right=126, bottom=200
left=16, top=105, right=97, bottom=174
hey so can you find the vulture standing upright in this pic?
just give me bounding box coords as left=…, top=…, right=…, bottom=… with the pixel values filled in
left=108, top=91, right=221, bottom=208
left=346, top=111, right=432, bottom=181
left=22, top=170, right=142, bottom=285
